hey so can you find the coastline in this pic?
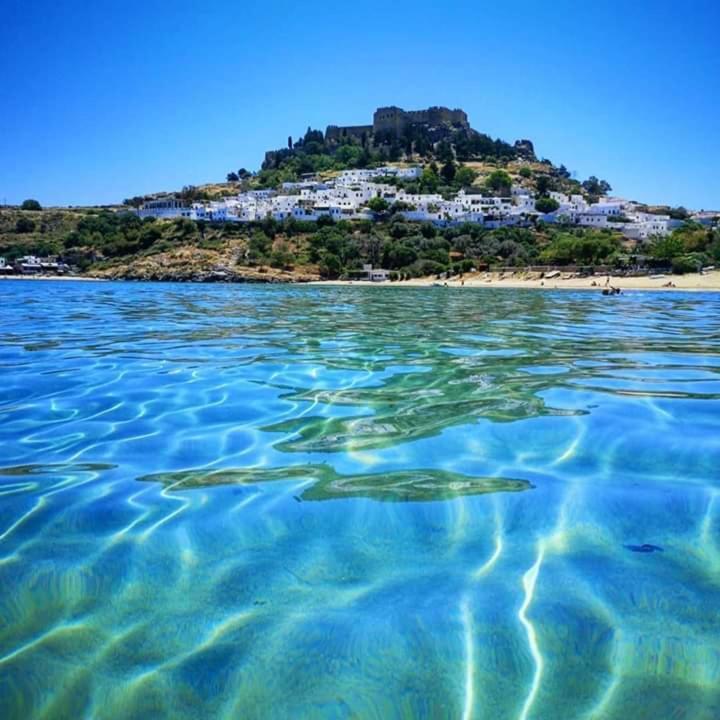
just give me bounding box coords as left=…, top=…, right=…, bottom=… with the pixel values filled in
left=0, top=274, right=107, bottom=282
left=312, top=269, right=720, bottom=292
left=1, top=270, right=719, bottom=291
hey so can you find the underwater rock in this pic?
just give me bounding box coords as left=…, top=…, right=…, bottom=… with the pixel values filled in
left=138, top=465, right=534, bottom=503
left=624, top=543, right=664, bottom=553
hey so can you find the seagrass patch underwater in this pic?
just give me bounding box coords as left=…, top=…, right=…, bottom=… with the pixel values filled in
left=1, top=280, right=720, bottom=719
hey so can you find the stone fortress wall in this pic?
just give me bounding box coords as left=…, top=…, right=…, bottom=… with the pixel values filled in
left=325, top=106, right=470, bottom=142
left=324, top=124, right=373, bottom=143
left=374, top=106, right=469, bottom=135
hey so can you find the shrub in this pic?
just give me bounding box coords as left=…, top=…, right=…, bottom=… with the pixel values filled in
left=21, top=199, right=41, bottom=211
left=484, top=170, right=512, bottom=196
left=413, top=259, right=447, bottom=277
left=319, top=252, right=342, bottom=278
left=367, top=197, right=390, bottom=213
left=316, top=214, right=335, bottom=228
left=535, top=197, right=560, bottom=214
left=672, top=255, right=702, bottom=274
left=15, top=217, right=36, bottom=233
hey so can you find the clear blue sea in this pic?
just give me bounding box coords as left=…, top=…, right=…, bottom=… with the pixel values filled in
left=1, top=280, right=719, bottom=719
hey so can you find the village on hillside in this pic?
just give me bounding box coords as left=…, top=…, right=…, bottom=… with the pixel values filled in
left=2, top=106, right=717, bottom=280
left=136, top=104, right=716, bottom=241
left=137, top=164, right=711, bottom=241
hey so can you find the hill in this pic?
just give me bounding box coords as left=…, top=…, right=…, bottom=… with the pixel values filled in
left=2, top=105, right=717, bottom=282
left=254, top=104, right=566, bottom=189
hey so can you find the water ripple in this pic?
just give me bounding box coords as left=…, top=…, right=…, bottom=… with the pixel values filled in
left=1, top=282, right=720, bottom=719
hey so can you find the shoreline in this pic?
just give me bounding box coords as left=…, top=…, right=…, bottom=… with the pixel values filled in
left=1, top=271, right=719, bottom=291
left=311, top=269, right=720, bottom=292
left=0, top=274, right=107, bottom=282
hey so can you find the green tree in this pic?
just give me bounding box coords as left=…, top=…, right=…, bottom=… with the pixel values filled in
left=454, top=166, right=477, bottom=187
left=436, top=140, right=454, bottom=163
left=518, top=167, right=533, bottom=179
left=535, top=175, right=553, bottom=195
left=319, top=252, right=342, bottom=278
left=227, top=172, right=239, bottom=182
left=535, top=197, right=560, bottom=213
left=440, top=160, right=456, bottom=183
left=335, top=144, right=364, bottom=167
left=247, top=229, right=271, bottom=264
left=582, top=176, right=612, bottom=196
left=671, top=255, right=701, bottom=274
left=21, top=199, right=41, bottom=211
left=270, top=240, right=295, bottom=269
left=484, top=170, right=512, bottom=196
left=367, top=196, right=390, bottom=213
left=420, top=166, right=440, bottom=193
left=650, top=234, right=684, bottom=261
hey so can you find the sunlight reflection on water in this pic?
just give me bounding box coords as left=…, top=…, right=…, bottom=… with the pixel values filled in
left=1, top=281, right=720, bottom=719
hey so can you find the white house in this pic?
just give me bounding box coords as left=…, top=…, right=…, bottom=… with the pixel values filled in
left=139, top=197, right=187, bottom=219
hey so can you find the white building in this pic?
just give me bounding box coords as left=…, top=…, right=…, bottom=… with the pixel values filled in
left=139, top=197, right=187, bottom=219
left=136, top=165, right=695, bottom=240
left=349, top=264, right=390, bottom=281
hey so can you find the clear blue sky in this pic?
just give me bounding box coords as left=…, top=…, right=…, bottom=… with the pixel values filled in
left=1, top=0, right=718, bottom=209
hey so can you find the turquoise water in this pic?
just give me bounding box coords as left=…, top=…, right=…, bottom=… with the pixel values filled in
left=1, top=281, right=720, bottom=719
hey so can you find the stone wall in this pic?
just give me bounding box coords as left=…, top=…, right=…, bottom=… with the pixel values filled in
left=325, top=124, right=373, bottom=143
left=372, top=106, right=409, bottom=137
left=373, top=106, right=469, bottom=136
left=325, top=106, right=471, bottom=143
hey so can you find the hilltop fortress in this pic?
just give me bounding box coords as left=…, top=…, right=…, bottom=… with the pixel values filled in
left=262, top=104, right=537, bottom=169
left=325, top=105, right=469, bottom=143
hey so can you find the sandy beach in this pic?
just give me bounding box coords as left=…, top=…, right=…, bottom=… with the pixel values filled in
left=1, top=271, right=718, bottom=291
left=314, top=269, right=720, bottom=292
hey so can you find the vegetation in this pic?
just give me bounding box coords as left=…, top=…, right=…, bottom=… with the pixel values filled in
left=249, top=118, right=534, bottom=190
left=2, top=204, right=717, bottom=278
left=15, top=217, right=36, bottom=233
left=4, top=117, right=715, bottom=279
left=648, top=222, right=720, bottom=273
left=484, top=170, right=512, bottom=196
left=539, top=231, right=621, bottom=265
left=535, top=196, right=560, bottom=214
left=367, top=197, right=390, bottom=213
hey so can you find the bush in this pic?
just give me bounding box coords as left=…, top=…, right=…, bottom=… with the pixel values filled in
left=316, top=214, right=335, bottom=228
left=672, top=255, right=702, bottom=274
left=452, top=259, right=475, bottom=274
left=412, top=259, right=447, bottom=277
left=535, top=197, right=560, bottom=214
left=319, top=252, right=342, bottom=278
left=15, top=217, right=36, bottom=233
left=484, top=170, right=512, bottom=196
left=21, top=199, right=42, bottom=211
left=367, top=196, right=390, bottom=213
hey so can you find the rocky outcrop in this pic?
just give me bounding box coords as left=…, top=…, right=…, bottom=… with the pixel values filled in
left=514, top=139, right=536, bottom=159
left=92, top=246, right=320, bottom=284
left=98, top=265, right=319, bottom=283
